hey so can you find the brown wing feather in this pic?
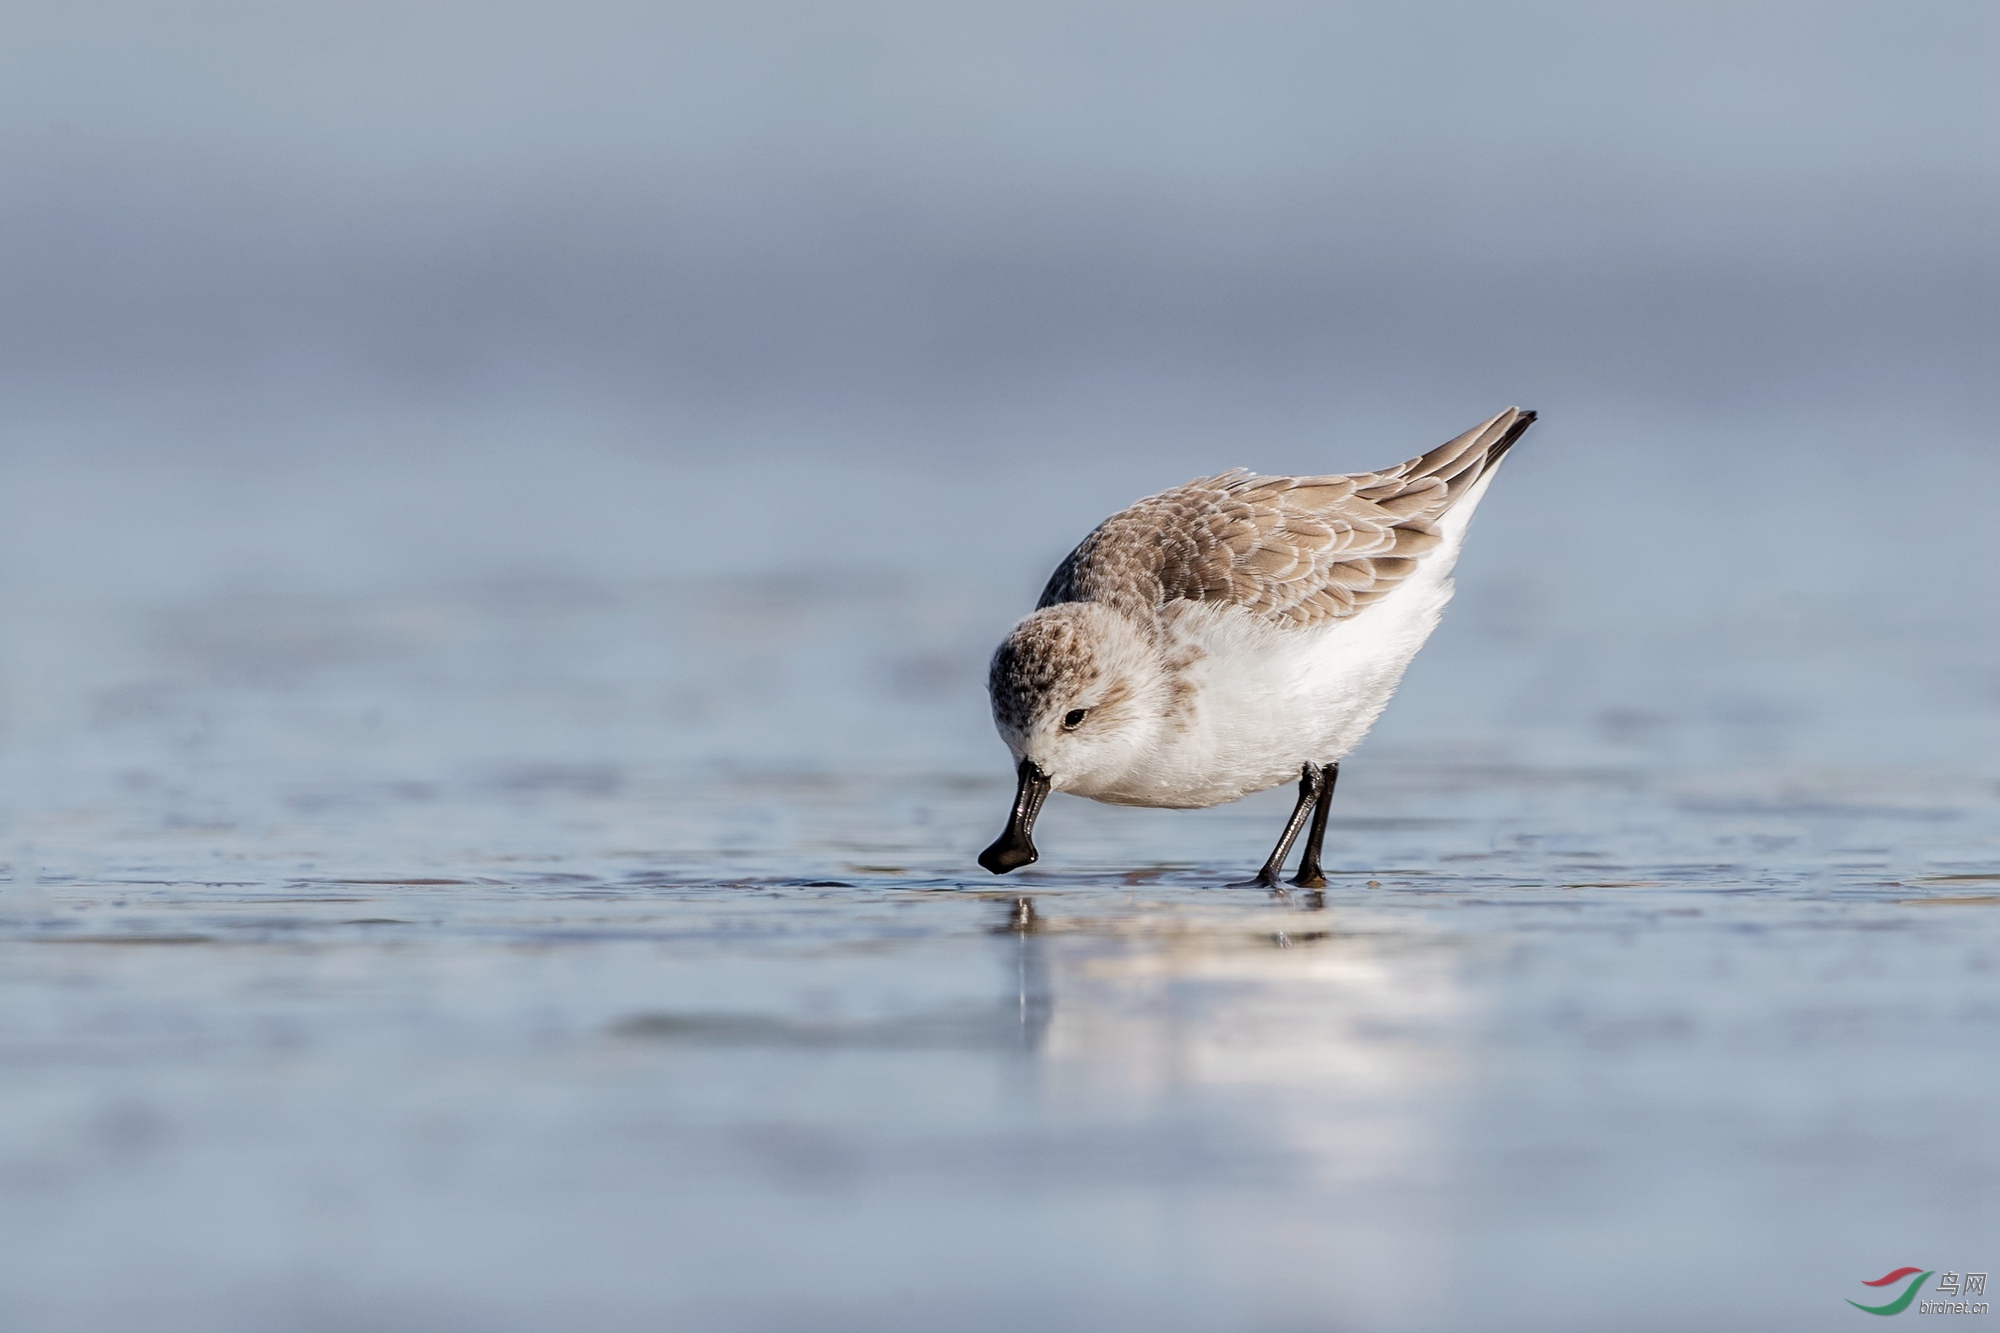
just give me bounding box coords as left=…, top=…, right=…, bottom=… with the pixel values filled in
left=1038, top=408, right=1533, bottom=628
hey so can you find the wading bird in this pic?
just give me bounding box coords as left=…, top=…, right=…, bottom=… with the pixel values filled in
left=979, top=407, right=1534, bottom=886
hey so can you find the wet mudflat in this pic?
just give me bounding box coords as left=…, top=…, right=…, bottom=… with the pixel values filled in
left=3, top=750, right=1995, bottom=1332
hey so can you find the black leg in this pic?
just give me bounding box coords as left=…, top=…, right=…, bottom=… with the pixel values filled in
left=1234, top=763, right=1325, bottom=889
left=1290, top=761, right=1339, bottom=888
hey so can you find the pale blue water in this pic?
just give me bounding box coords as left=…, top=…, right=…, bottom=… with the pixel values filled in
left=1, top=417, right=1995, bottom=1331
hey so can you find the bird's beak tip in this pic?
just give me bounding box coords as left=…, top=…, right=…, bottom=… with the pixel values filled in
left=978, top=758, right=1051, bottom=875
left=977, top=838, right=1038, bottom=875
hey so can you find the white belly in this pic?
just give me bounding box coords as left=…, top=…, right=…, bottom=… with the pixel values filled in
left=1083, top=467, right=1495, bottom=809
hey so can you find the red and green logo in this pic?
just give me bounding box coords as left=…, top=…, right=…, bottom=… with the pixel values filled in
left=1849, top=1268, right=1932, bottom=1316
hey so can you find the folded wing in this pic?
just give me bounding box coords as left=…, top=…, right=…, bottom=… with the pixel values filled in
left=1039, top=407, right=1534, bottom=627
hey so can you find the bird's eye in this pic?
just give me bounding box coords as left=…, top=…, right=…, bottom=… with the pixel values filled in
left=1063, top=708, right=1089, bottom=731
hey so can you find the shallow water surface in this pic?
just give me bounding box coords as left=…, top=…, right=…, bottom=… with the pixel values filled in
left=2, top=422, right=1998, bottom=1330
left=3, top=742, right=1996, bottom=1331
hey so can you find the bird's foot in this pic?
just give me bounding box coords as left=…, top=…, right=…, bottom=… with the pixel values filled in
left=1226, top=868, right=1285, bottom=891
left=1289, top=869, right=1327, bottom=889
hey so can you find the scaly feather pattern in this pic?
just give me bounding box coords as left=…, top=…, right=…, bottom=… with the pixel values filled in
left=1038, top=408, right=1534, bottom=629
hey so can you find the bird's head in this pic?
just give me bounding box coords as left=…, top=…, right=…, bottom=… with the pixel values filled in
left=978, top=602, right=1168, bottom=873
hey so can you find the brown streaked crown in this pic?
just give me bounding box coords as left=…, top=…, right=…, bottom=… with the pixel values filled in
left=988, top=605, right=1102, bottom=736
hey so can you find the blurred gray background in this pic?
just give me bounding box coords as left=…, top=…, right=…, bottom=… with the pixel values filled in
left=2, top=0, right=1995, bottom=796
